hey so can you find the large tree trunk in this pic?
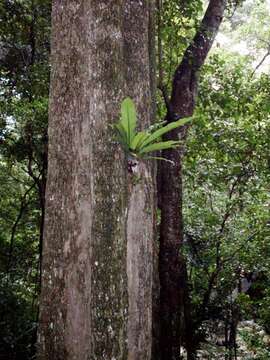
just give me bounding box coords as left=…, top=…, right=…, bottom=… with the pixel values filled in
left=38, top=1, right=155, bottom=359
left=158, top=1, right=227, bottom=359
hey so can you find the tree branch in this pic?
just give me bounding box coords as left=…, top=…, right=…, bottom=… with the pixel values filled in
left=170, top=0, right=227, bottom=118
left=158, top=2, right=228, bottom=358
left=251, top=49, right=270, bottom=78
left=6, top=183, right=36, bottom=274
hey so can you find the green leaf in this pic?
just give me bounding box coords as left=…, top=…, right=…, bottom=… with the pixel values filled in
left=120, top=97, right=137, bottom=144
left=115, top=123, right=129, bottom=151
left=115, top=123, right=127, bottom=141
left=140, top=117, right=191, bottom=149
left=139, top=140, right=180, bottom=154
left=130, top=131, right=150, bottom=151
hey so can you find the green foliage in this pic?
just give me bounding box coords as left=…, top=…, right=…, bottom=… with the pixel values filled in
left=230, top=0, right=270, bottom=51
left=239, top=326, right=270, bottom=359
left=115, top=97, right=190, bottom=161
left=0, top=280, right=37, bottom=360
left=258, top=289, right=270, bottom=333
left=181, top=50, right=270, bottom=352
left=0, top=0, right=50, bottom=358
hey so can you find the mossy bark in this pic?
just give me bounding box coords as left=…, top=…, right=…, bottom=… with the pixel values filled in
left=38, top=1, right=155, bottom=360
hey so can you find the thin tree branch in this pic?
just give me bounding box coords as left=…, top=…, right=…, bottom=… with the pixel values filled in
left=251, top=50, right=270, bottom=77
left=6, top=183, right=36, bottom=274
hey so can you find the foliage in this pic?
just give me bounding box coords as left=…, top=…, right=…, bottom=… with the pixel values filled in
left=239, top=326, right=270, bottom=359
left=230, top=0, right=270, bottom=51
left=182, top=50, right=270, bottom=350
left=220, top=0, right=270, bottom=75
left=0, top=280, right=37, bottom=360
left=115, top=97, right=190, bottom=161
left=0, top=157, right=40, bottom=360
left=0, top=0, right=50, bottom=358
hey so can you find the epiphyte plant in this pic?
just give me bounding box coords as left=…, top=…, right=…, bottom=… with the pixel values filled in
left=114, top=97, right=191, bottom=166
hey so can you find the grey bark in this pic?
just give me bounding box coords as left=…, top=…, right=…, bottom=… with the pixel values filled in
left=38, top=1, right=155, bottom=360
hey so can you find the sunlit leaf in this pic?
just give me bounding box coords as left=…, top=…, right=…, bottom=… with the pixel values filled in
left=139, top=140, right=180, bottom=154
left=120, top=97, right=137, bottom=144
left=140, top=117, right=191, bottom=149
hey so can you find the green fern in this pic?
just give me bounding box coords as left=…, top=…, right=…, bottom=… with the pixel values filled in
left=114, top=97, right=191, bottom=161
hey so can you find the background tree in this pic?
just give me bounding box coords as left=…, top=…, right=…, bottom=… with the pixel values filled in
left=156, top=1, right=227, bottom=359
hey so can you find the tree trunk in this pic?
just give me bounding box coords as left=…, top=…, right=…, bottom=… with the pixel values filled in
left=38, top=2, right=155, bottom=359
left=158, top=1, right=227, bottom=359
left=228, top=304, right=240, bottom=360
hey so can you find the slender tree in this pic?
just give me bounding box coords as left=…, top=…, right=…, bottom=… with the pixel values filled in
left=38, top=1, right=155, bottom=359
left=157, top=1, right=227, bottom=359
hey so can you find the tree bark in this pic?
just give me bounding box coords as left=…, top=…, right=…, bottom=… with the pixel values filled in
left=38, top=1, right=155, bottom=360
left=158, top=1, right=227, bottom=359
